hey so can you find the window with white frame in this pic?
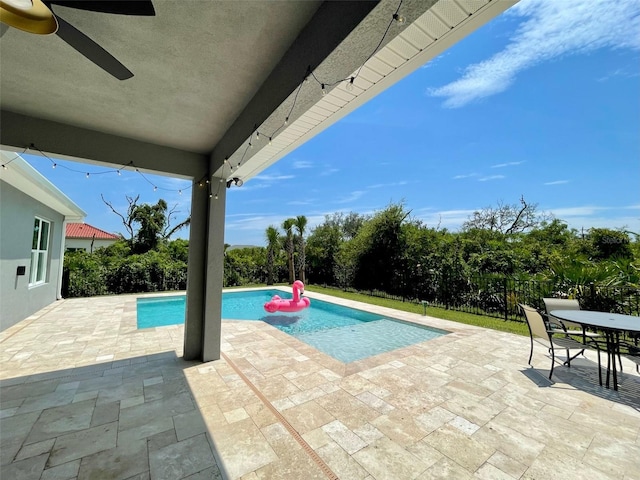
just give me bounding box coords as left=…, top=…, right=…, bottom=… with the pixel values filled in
left=29, top=217, right=50, bottom=286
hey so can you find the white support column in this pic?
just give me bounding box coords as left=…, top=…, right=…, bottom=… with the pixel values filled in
left=203, top=181, right=226, bottom=362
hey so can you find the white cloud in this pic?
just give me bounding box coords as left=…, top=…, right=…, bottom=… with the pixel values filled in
left=320, top=167, right=339, bottom=176
left=366, top=181, right=409, bottom=189
left=453, top=173, right=478, bottom=179
left=544, top=180, right=569, bottom=185
left=429, top=0, right=640, bottom=108
left=547, top=205, right=640, bottom=232
left=491, top=161, right=524, bottom=168
left=224, top=213, right=327, bottom=246
left=335, top=190, right=366, bottom=204
left=414, top=208, right=477, bottom=230
left=253, top=174, right=295, bottom=181
left=293, top=160, right=313, bottom=169
left=478, top=175, right=505, bottom=182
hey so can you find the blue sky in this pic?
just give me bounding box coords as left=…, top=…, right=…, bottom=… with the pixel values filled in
left=22, top=0, right=640, bottom=246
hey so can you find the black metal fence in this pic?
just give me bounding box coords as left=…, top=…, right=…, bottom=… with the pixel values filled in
left=326, top=275, right=640, bottom=322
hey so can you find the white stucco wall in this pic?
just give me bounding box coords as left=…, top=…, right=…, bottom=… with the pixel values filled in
left=65, top=238, right=118, bottom=252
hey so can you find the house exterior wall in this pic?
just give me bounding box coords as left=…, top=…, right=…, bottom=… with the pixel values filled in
left=0, top=181, right=65, bottom=331
left=65, top=238, right=117, bottom=252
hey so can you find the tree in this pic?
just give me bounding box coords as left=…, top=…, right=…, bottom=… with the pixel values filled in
left=349, top=203, right=410, bottom=294
left=587, top=228, right=633, bottom=260
left=306, top=220, right=342, bottom=285
left=462, top=196, right=547, bottom=234
left=102, top=195, right=190, bottom=254
left=131, top=199, right=168, bottom=253
left=282, top=218, right=296, bottom=283
left=294, top=215, right=308, bottom=284
left=265, top=226, right=280, bottom=285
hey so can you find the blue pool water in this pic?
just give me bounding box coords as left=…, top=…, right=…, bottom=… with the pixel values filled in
left=137, top=290, right=447, bottom=362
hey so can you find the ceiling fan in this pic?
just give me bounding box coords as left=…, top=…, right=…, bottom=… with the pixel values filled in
left=0, top=0, right=155, bottom=80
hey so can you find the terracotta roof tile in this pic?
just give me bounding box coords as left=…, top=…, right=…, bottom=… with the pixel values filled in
left=66, top=223, right=119, bottom=240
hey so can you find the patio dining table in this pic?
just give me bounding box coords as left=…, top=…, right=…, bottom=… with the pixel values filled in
left=550, top=310, right=640, bottom=391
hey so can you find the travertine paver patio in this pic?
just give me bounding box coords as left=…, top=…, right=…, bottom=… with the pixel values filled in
left=1, top=290, right=639, bottom=480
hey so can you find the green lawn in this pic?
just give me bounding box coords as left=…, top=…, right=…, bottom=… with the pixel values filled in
left=307, top=285, right=529, bottom=336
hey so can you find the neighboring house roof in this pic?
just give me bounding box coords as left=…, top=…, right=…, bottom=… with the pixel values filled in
left=66, top=223, right=119, bottom=240
left=0, top=152, right=86, bottom=221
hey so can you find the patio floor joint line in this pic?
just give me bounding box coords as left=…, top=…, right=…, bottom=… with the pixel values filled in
left=221, top=351, right=339, bottom=480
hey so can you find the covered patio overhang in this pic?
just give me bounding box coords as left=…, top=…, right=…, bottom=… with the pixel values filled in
left=0, top=0, right=516, bottom=361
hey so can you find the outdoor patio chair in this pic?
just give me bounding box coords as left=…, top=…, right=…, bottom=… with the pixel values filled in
left=619, top=341, right=640, bottom=374
left=543, top=297, right=622, bottom=370
left=543, top=298, right=591, bottom=335
left=520, top=304, right=602, bottom=384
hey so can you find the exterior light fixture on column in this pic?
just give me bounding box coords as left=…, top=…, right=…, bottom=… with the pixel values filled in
left=226, top=177, right=244, bottom=188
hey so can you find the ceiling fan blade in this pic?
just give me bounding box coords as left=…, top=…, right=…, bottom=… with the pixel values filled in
left=48, top=1, right=155, bottom=16
left=55, top=15, right=133, bottom=80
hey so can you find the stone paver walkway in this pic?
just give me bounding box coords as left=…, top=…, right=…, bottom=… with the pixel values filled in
left=1, top=290, right=639, bottom=479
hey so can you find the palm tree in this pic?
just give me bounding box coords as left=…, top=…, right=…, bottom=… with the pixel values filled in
left=282, top=218, right=296, bottom=283
left=294, top=215, right=308, bottom=284
left=265, top=226, right=280, bottom=285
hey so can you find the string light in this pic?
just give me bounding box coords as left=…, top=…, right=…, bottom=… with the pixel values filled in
left=1, top=164, right=7, bottom=170
left=246, top=0, right=404, bottom=167
left=9, top=3, right=405, bottom=198
left=345, top=77, right=354, bottom=92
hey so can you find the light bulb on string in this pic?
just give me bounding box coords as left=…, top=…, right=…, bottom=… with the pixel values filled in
left=269, top=137, right=272, bottom=145
left=321, top=83, right=326, bottom=95
left=214, top=193, right=218, bottom=200
left=117, top=170, right=121, bottom=176
left=2, top=164, right=7, bottom=170
left=256, top=131, right=260, bottom=141
left=52, top=163, right=57, bottom=169
left=220, top=177, right=224, bottom=183
left=249, top=142, right=253, bottom=149
left=86, top=172, right=90, bottom=178
left=153, top=186, right=157, bottom=192
left=393, top=13, right=406, bottom=24
left=178, top=190, right=182, bottom=195
left=346, top=77, right=355, bottom=92
left=284, top=117, right=289, bottom=126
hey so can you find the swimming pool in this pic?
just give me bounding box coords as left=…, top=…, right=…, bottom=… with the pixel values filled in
left=137, top=290, right=447, bottom=362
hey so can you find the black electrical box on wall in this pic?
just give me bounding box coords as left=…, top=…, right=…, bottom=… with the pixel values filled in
left=16, top=266, right=26, bottom=276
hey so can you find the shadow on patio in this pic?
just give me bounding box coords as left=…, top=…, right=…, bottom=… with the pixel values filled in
left=521, top=355, right=640, bottom=412
left=0, top=351, right=225, bottom=479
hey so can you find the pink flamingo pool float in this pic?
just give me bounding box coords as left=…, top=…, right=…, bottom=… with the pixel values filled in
left=264, top=280, right=310, bottom=313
